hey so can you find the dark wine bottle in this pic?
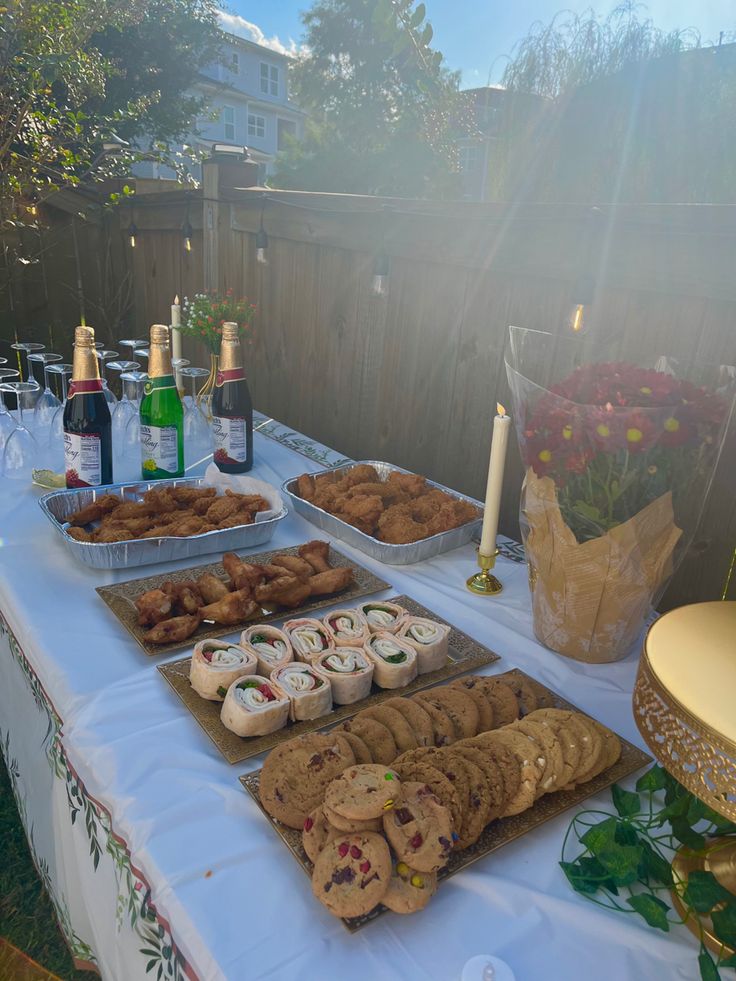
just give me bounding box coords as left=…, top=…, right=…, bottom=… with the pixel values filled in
left=212, top=321, right=253, bottom=473
left=63, top=324, right=113, bottom=488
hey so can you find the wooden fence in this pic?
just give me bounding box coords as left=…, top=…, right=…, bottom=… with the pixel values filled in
left=1, top=175, right=734, bottom=607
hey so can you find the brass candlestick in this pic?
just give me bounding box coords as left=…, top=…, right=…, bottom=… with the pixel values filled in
left=466, top=548, right=502, bottom=596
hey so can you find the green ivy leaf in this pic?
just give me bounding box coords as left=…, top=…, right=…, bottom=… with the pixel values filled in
left=627, top=893, right=670, bottom=931
left=671, top=818, right=706, bottom=851
left=614, top=822, right=640, bottom=847
left=687, top=796, right=708, bottom=825
left=612, top=784, right=641, bottom=817
left=711, top=903, right=736, bottom=948
left=578, top=855, right=620, bottom=894
left=560, top=860, right=600, bottom=894
left=638, top=841, right=673, bottom=887
left=597, top=843, right=642, bottom=885
left=683, top=871, right=735, bottom=914
left=719, top=953, right=736, bottom=968
left=698, top=946, right=719, bottom=981
left=580, top=816, right=618, bottom=855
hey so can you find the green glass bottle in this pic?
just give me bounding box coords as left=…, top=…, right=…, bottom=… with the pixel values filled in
left=139, top=324, right=184, bottom=480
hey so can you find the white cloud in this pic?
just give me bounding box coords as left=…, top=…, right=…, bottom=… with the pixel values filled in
left=216, top=10, right=307, bottom=58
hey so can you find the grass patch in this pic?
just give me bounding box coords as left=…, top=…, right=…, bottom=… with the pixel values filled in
left=0, top=754, right=97, bottom=980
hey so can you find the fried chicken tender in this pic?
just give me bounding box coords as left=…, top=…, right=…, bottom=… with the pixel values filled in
left=199, top=589, right=257, bottom=625
left=100, top=501, right=155, bottom=521
left=94, top=525, right=135, bottom=543
left=142, top=488, right=179, bottom=513
left=66, top=494, right=121, bottom=526
left=426, top=499, right=480, bottom=535
left=143, top=614, right=201, bottom=645
left=296, top=473, right=315, bottom=501
left=255, top=576, right=312, bottom=609
left=386, top=471, right=427, bottom=496
left=306, top=567, right=353, bottom=596
left=377, top=503, right=430, bottom=544
left=297, top=540, right=331, bottom=573
left=346, top=482, right=398, bottom=501
left=222, top=553, right=266, bottom=590
left=216, top=512, right=254, bottom=529
left=135, top=589, right=173, bottom=627
left=205, top=496, right=244, bottom=524
left=166, top=516, right=211, bottom=537
left=117, top=517, right=156, bottom=537
left=338, top=464, right=380, bottom=488
left=168, top=486, right=217, bottom=506
left=66, top=526, right=93, bottom=542
left=270, top=554, right=314, bottom=578
left=340, top=494, right=384, bottom=535
left=196, top=574, right=230, bottom=604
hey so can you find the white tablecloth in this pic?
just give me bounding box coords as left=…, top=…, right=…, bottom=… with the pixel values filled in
left=0, top=423, right=698, bottom=981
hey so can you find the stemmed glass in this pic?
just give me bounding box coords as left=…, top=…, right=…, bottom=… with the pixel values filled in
left=179, top=366, right=211, bottom=465
left=119, top=339, right=147, bottom=358
left=121, top=371, right=149, bottom=463
left=1, top=381, right=41, bottom=479
left=95, top=350, right=119, bottom=406
left=47, top=364, right=73, bottom=467
left=108, top=361, right=141, bottom=449
left=30, top=353, right=63, bottom=429
left=11, top=341, right=44, bottom=408
left=0, top=368, right=20, bottom=450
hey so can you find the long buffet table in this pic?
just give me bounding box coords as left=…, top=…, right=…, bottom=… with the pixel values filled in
left=0, top=417, right=696, bottom=980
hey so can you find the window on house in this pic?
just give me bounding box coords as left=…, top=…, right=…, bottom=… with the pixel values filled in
left=222, top=105, right=235, bottom=141
left=260, top=62, right=279, bottom=96
left=459, top=144, right=483, bottom=173
left=230, top=52, right=240, bottom=75
left=248, top=114, right=265, bottom=139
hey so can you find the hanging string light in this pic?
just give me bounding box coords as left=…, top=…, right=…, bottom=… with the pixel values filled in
left=127, top=220, right=138, bottom=249
left=27, top=192, right=39, bottom=217
left=566, top=207, right=601, bottom=335
left=256, top=195, right=268, bottom=265
left=182, top=218, right=193, bottom=253
left=371, top=205, right=391, bottom=297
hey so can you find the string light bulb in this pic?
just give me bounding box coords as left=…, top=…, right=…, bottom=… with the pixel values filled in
left=27, top=192, right=38, bottom=217
left=256, top=198, right=268, bottom=264
left=566, top=274, right=594, bottom=335
left=127, top=221, right=138, bottom=249
left=371, top=252, right=390, bottom=297
left=568, top=303, right=586, bottom=334
left=182, top=219, right=193, bottom=253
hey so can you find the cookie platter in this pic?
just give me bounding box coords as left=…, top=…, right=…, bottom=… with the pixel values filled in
left=158, top=595, right=501, bottom=763
left=97, top=543, right=389, bottom=656
left=241, top=668, right=651, bottom=932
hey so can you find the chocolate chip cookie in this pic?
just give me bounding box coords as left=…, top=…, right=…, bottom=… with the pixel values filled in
left=312, top=832, right=391, bottom=918
left=324, top=764, right=401, bottom=821
left=382, top=781, right=453, bottom=872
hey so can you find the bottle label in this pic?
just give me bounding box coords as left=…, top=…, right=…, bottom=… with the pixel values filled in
left=141, top=424, right=179, bottom=474
left=213, top=415, right=247, bottom=464
left=143, top=374, right=177, bottom=395
left=64, top=431, right=102, bottom=487
left=216, top=367, right=245, bottom=386
left=67, top=379, right=103, bottom=399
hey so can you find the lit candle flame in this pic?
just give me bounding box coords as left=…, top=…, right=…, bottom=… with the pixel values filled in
left=497, top=403, right=506, bottom=416
left=174, top=295, right=179, bottom=305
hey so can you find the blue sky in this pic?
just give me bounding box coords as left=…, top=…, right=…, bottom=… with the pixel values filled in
left=224, top=1, right=734, bottom=85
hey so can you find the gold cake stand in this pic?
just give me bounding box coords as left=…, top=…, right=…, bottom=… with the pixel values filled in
left=633, top=601, right=736, bottom=956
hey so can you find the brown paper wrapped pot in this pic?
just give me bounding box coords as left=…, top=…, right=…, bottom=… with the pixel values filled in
left=522, top=470, right=682, bottom=663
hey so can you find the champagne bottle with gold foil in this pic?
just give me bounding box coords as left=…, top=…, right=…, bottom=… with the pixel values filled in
left=63, top=325, right=113, bottom=488
left=212, top=321, right=253, bottom=473
left=139, top=324, right=184, bottom=479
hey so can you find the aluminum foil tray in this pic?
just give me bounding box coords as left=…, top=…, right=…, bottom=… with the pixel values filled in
left=283, top=461, right=482, bottom=565
left=40, top=477, right=287, bottom=570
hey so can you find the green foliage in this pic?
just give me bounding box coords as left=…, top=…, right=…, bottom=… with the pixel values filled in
left=501, top=2, right=698, bottom=99
left=561, top=764, right=736, bottom=979
left=272, top=0, right=462, bottom=197
left=0, top=0, right=220, bottom=223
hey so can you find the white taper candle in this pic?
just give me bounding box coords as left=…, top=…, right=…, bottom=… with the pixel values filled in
left=171, top=296, right=182, bottom=389
left=479, top=404, right=511, bottom=557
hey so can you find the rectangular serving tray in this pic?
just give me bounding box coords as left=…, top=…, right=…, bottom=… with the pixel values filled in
left=158, top=594, right=500, bottom=764
left=97, top=542, right=390, bottom=656
left=40, top=476, right=288, bottom=570
left=282, top=461, right=482, bottom=565
left=241, top=666, right=652, bottom=932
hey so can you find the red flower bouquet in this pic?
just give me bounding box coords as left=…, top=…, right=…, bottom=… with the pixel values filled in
left=506, top=329, right=733, bottom=663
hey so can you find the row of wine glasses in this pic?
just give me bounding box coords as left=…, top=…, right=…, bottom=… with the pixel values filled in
left=0, top=343, right=215, bottom=480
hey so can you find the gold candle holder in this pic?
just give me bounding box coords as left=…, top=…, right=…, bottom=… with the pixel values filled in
left=466, top=548, right=502, bottom=596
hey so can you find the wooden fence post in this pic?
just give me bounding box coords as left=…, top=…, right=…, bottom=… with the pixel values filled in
left=202, top=160, right=219, bottom=292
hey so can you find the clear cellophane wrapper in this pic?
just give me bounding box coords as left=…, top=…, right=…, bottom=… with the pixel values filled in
left=505, top=328, right=735, bottom=663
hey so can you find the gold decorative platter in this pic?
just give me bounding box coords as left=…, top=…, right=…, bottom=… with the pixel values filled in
left=97, top=543, right=390, bottom=656
left=240, top=667, right=652, bottom=932
left=158, top=595, right=500, bottom=764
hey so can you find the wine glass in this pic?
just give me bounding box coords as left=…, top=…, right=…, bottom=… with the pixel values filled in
left=95, top=350, right=119, bottom=406
left=0, top=368, right=20, bottom=450
left=179, top=366, right=211, bottom=464
left=119, top=339, right=147, bottom=357
left=11, top=341, right=44, bottom=409
left=30, top=353, right=63, bottom=429
left=47, top=364, right=73, bottom=465
left=109, top=361, right=141, bottom=450
left=1, top=381, right=40, bottom=479
left=121, top=372, right=149, bottom=470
